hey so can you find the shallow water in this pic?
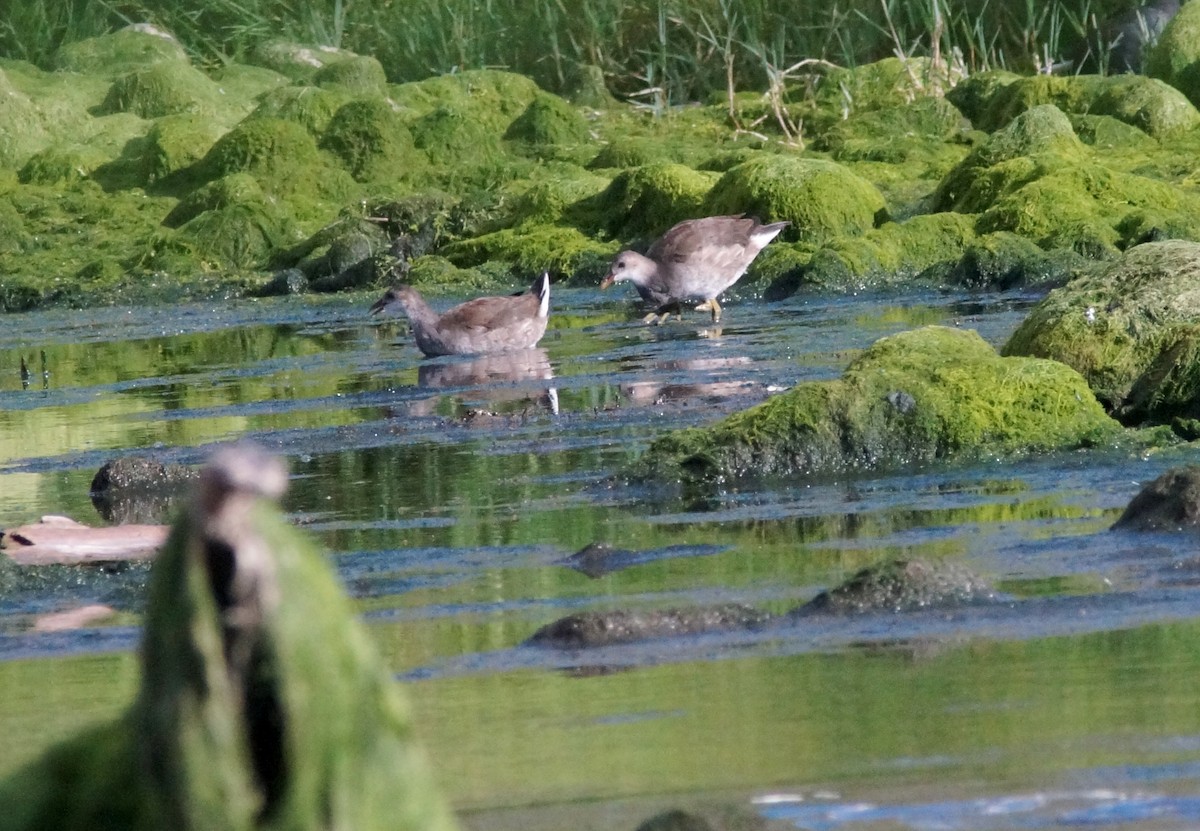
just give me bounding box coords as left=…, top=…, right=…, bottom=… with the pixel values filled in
left=2, top=284, right=1200, bottom=829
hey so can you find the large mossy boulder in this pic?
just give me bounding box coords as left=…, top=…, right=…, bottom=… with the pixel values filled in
left=319, top=98, right=419, bottom=183
left=1003, top=239, right=1200, bottom=425
left=0, top=445, right=458, bottom=831
left=390, top=69, right=541, bottom=130
left=704, top=155, right=886, bottom=245
left=100, top=62, right=227, bottom=120
left=955, top=72, right=1200, bottom=138
left=53, top=25, right=189, bottom=76
left=635, top=325, right=1119, bottom=483
left=249, top=85, right=352, bottom=135
left=1147, top=0, right=1200, bottom=108
left=503, top=93, right=593, bottom=160
left=933, top=104, right=1200, bottom=254
left=575, top=162, right=718, bottom=238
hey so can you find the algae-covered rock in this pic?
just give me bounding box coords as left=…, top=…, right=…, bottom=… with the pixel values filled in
left=53, top=24, right=189, bottom=76
left=576, top=162, right=717, bottom=238
left=411, top=104, right=506, bottom=167
left=946, top=232, right=1083, bottom=290
left=792, top=212, right=977, bottom=291
left=527, top=604, right=770, bottom=649
left=163, top=172, right=267, bottom=227
left=1112, top=466, right=1200, bottom=532
left=587, top=136, right=687, bottom=169
left=934, top=105, right=1200, bottom=254
left=636, top=325, right=1118, bottom=483
left=18, top=145, right=111, bottom=186
left=791, top=558, right=997, bottom=616
left=100, top=62, right=227, bottom=120
left=440, top=224, right=617, bottom=277
left=249, top=85, right=352, bottom=135
left=704, top=155, right=885, bottom=245
left=320, top=97, right=419, bottom=182
left=313, top=54, right=388, bottom=93
left=1146, top=0, right=1200, bottom=107
left=1004, top=240, right=1200, bottom=423
left=503, top=92, right=593, bottom=159
left=390, top=69, right=540, bottom=130
left=0, top=69, right=52, bottom=167
left=142, top=114, right=228, bottom=184
left=248, top=40, right=362, bottom=83
left=0, top=444, right=458, bottom=831
left=1119, top=324, right=1200, bottom=426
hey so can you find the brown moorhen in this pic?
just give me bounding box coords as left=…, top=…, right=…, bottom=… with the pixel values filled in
left=370, top=272, right=551, bottom=356
left=601, top=215, right=789, bottom=324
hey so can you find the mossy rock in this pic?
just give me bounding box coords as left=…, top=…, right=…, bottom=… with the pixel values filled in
left=635, top=325, right=1118, bottom=483
left=18, top=145, right=110, bottom=185
left=320, top=98, right=419, bottom=182
left=390, top=69, right=541, bottom=131
left=1146, top=0, right=1200, bottom=107
left=410, top=104, right=506, bottom=166
left=248, top=41, right=362, bottom=83
left=209, top=64, right=291, bottom=112
left=143, top=114, right=228, bottom=185
left=1090, top=75, right=1200, bottom=138
left=440, top=224, right=617, bottom=278
left=946, top=231, right=1083, bottom=290
left=817, top=57, right=966, bottom=114
left=172, top=200, right=298, bottom=271
left=0, top=447, right=459, bottom=831
left=1119, top=324, right=1200, bottom=426
left=797, top=212, right=978, bottom=291
left=1070, top=114, right=1160, bottom=150
left=1004, top=239, right=1200, bottom=421
left=249, top=85, right=353, bottom=135
left=1112, top=466, right=1200, bottom=531
left=0, top=198, right=28, bottom=253
left=99, top=62, right=226, bottom=119
left=704, top=155, right=886, bottom=245
left=404, top=254, right=513, bottom=293
left=191, top=116, right=356, bottom=210
left=968, top=73, right=1200, bottom=138
left=164, top=172, right=267, bottom=227
left=503, top=93, right=593, bottom=159
left=945, top=70, right=1021, bottom=125
left=573, top=162, right=718, bottom=238
left=499, top=167, right=611, bottom=227
left=0, top=69, right=53, bottom=167
left=52, top=25, right=188, bottom=76
left=588, top=137, right=684, bottom=169
left=313, top=54, right=388, bottom=93
left=815, top=96, right=970, bottom=156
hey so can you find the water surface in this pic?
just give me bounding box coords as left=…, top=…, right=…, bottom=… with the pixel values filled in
left=2, top=284, right=1200, bottom=830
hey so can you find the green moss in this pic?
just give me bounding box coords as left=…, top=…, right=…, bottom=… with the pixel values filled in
left=390, top=69, right=541, bottom=131
left=1004, top=239, right=1200, bottom=421
left=164, top=172, right=266, bottom=227
left=440, top=224, right=617, bottom=278
left=249, top=85, right=352, bottom=135
left=801, top=212, right=977, bottom=290
left=18, top=145, right=109, bottom=185
left=168, top=198, right=298, bottom=272
left=704, top=155, right=886, bottom=244
left=1091, top=75, right=1200, bottom=138
left=1070, top=114, right=1160, bottom=150
left=410, top=104, right=506, bottom=166
left=320, top=98, right=419, bottom=182
left=945, top=70, right=1021, bottom=125
left=313, top=54, right=388, bottom=93
left=1146, top=0, right=1200, bottom=107
left=0, top=68, right=51, bottom=168
left=405, top=254, right=513, bottom=293
left=209, top=64, right=290, bottom=112
left=248, top=41, right=361, bottom=83
left=587, top=137, right=679, bottom=169
left=52, top=25, right=188, bottom=76
left=1120, top=324, right=1200, bottom=425
left=143, top=114, right=227, bottom=185
left=504, top=93, right=593, bottom=159
left=499, top=167, right=610, bottom=227
left=573, top=162, right=717, bottom=238
left=99, top=62, right=226, bottom=119
left=947, top=232, right=1082, bottom=290
left=636, top=325, right=1118, bottom=483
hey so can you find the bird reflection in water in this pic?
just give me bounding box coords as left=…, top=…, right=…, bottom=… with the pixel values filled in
left=405, top=347, right=558, bottom=418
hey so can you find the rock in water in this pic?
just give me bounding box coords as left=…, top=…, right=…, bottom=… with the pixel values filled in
left=0, top=443, right=459, bottom=831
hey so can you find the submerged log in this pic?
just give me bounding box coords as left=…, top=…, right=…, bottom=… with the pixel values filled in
left=0, top=443, right=459, bottom=831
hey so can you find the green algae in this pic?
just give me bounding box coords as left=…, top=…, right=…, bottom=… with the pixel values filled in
left=0, top=447, right=458, bottom=831
left=574, top=162, right=718, bottom=239
left=249, top=85, right=352, bottom=135
left=1147, top=0, right=1200, bottom=107
left=248, top=41, right=361, bottom=83
left=52, top=25, right=189, bottom=76
left=312, top=54, right=388, bottom=94
left=440, top=224, right=617, bottom=278
left=1004, top=239, right=1200, bottom=423
left=390, top=69, right=540, bottom=130
left=100, top=62, right=227, bottom=120
left=704, top=155, right=886, bottom=244
left=799, top=212, right=978, bottom=290
left=320, top=98, right=420, bottom=183
left=635, top=325, right=1118, bottom=483
left=498, top=166, right=611, bottom=227
left=142, top=114, right=228, bottom=185
left=410, top=104, right=506, bottom=167
left=504, top=93, right=594, bottom=160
